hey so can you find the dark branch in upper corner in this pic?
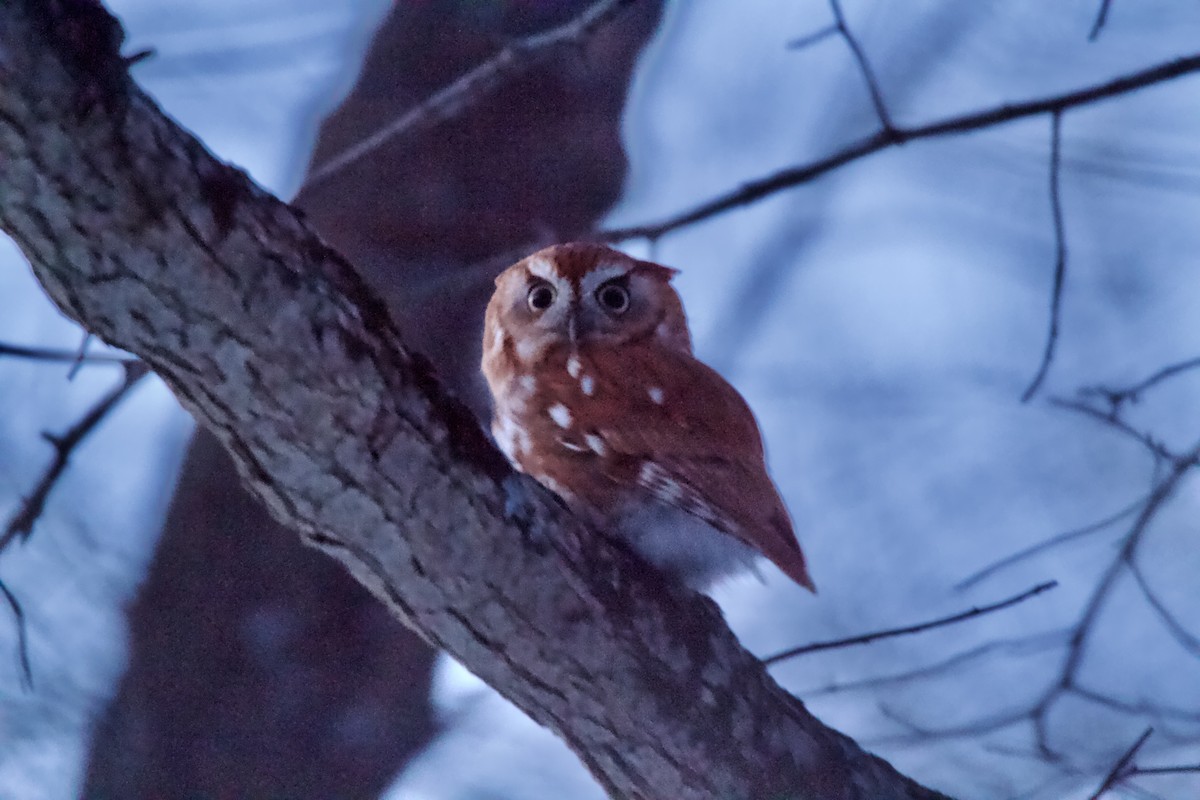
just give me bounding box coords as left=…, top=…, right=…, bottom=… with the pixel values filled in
left=0, top=361, right=150, bottom=551
left=1086, top=727, right=1152, bottom=800
left=600, top=53, right=1200, bottom=242
left=1089, top=0, right=1115, bottom=42
left=762, top=580, right=1057, bottom=665
left=299, top=0, right=640, bottom=193
left=1021, top=111, right=1067, bottom=403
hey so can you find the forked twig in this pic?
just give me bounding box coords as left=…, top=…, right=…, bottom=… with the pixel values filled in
left=0, top=361, right=151, bottom=549
left=1087, top=727, right=1152, bottom=800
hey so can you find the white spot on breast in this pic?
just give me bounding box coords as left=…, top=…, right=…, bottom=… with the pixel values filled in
left=515, top=337, right=540, bottom=362
left=647, top=386, right=664, bottom=405
left=566, top=355, right=582, bottom=378
left=580, top=375, right=595, bottom=396
left=584, top=433, right=607, bottom=456
left=518, top=375, right=536, bottom=393
left=548, top=403, right=573, bottom=428
left=559, top=439, right=587, bottom=453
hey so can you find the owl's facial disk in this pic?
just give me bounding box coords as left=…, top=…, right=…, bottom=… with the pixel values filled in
left=513, top=256, right=665, bottom=348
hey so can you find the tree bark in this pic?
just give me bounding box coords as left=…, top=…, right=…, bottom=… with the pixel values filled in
left=0, top=2, right=951, bottom=798
left=82, top=1, right=662, bottom=796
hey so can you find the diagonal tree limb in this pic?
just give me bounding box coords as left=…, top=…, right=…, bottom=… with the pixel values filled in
left=0, top=2, right=951, bottom=798
left=601, top=53, right=1200, bottom=242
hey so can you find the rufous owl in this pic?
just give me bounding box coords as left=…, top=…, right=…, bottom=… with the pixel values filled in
left=481, top=242, right=814, bottom=592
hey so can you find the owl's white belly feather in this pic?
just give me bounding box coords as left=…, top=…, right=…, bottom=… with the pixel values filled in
left=613, top=496, right=761, bottom=589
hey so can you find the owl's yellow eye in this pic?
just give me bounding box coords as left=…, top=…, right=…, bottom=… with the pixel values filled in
left=596, top=282, right=630, bottom=314
left=527, top=281, right=556, bottom=312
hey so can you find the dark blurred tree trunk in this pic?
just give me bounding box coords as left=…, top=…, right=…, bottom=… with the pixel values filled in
left=82, top=2, right=662, bottom=798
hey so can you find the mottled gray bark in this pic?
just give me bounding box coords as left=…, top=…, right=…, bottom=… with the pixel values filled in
left=0, top=2, right=951, bottom=798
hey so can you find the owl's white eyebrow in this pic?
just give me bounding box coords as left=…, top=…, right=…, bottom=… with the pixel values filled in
left=525, top=257, right=574, bottom=299
left=578, top=263, right=629, bottom=295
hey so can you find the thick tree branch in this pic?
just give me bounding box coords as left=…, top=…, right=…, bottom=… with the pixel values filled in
left=0, top=2, right=950, bottom=798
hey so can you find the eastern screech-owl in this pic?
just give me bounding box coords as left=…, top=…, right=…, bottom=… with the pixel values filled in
left=481, top=243, right=814, bottom=591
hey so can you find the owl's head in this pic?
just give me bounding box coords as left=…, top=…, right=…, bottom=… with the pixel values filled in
left=484, top=243, right=693, bottom=366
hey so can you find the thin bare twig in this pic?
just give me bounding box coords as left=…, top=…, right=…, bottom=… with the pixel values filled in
left=301, top=0, right=639, bottom=191
left=1048, top=396, right=1176, bottom=463
left=1080, top=355, right=1200, bottom=411
left=1022, top=111, right=1066, bottom=402
left=1128, top=560, right=1200, bottom=657
left=828, top=0, right=894, bottom=132
left=1087, top=727, right=1153, bottom=800
left=955, top=491, right=1147, bottom=591
left=1130, top=764, right=1200, bottom=777
left=0, top=361, right=151, bottom=549
left=601, top=53, right=1200, bottom=242
left=66, top=332, right=93, bottom=380
left=763, top=580, right=1057, bottom=665
left=0, top=340, right=134, bottom=366
left=0, top=578, right=32, bottom=690
left=786, top=23, right=838, bottom=51
left=1089, top=0, right=1115, bottom=42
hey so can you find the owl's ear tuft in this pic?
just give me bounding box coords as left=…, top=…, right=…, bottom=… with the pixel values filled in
left=635, top=260, right=681, bottom=283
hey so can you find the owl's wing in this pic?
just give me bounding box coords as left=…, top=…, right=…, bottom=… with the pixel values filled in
left=561, top=345, right=815, bottom=592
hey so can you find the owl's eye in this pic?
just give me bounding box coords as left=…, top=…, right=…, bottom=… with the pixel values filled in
left=527, top=281, right=556, bottom=312
left=596, top=282, right=630, bottom=314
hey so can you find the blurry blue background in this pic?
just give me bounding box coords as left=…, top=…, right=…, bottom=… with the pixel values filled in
left=1, top=2, right=1198, bottom=798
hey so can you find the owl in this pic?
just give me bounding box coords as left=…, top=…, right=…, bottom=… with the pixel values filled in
left=481, top=242, right=814, bottom=592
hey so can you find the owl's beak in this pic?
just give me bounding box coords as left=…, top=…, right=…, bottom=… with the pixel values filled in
left=567, top=313, right=579, bottom=345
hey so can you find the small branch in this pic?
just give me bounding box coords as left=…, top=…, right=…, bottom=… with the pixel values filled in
left=1128, top=560, right=1200, bottom=657
left=601, top=53, right=1200, bottom=242
left=1087, top=727, right=1153, bottom=800
left=786, top=23, right=838, bottom=51
left=1022, top=111, right=1066, bottom=403
left=1055, top=439, right=1200, bottom=692
left=955, top=492, right=1146, bottom=591
left=0, top=578, right=32, bottom=690
left=301, top=0, right=639, bottom=191
left=1080, top=355, right=1200, bottom=411
left=1130, top=763, right=1200, bottom=777
left=763, top=580, right=1057, bottom=665
left=66, top=331, right=93, bottom=380
left=0, top=361, right=150, bottom=549
left=0, top=340, right=134, bottom=366
left=828, top=0, right=895, bottom=133
left=1048, top=397, right=1177, bottom=463
left=1089, top=0, right=1115, bottom=41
